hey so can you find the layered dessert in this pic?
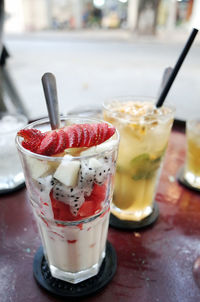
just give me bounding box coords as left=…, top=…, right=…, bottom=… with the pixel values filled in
left=103, top=99, right=174, bottom=221
left=184, top=120, right=200, bottom=188
left=16, top=118, right=119, bottom=283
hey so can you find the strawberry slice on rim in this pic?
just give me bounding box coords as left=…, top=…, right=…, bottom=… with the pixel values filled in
left=54, top=129, right=66, bottom=154
left=18, top=129, right=44, bottom=153
left=37, top=131, right=58, bottom=155
left=18, top=122, right=116, bottom=155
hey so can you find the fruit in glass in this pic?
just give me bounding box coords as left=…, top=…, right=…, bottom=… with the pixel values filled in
left=16, top=117, right=119, bottom=283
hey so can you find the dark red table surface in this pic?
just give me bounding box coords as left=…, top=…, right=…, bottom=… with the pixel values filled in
left=1, top=128, right=200, bottom=302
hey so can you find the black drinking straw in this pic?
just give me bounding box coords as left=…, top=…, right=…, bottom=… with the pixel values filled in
left=156, top=28, right=199, bottom=108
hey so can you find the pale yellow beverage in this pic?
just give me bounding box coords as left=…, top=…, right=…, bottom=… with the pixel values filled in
left=184, top=119, right=200, bottom=189
left=103, top=98, right=174, bottom=222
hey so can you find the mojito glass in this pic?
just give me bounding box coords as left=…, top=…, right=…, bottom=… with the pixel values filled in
left=103, top=97, right=174, bottom=222
left=184, top=119, right=200, bottom=189
left=16, top=117, right=119, bottom=284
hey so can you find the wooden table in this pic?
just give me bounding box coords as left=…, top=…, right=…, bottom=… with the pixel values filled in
left=1, top=127, right=200, bottom=302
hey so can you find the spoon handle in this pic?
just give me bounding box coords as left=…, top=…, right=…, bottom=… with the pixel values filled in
left=42, top=72, right=60, bottom=130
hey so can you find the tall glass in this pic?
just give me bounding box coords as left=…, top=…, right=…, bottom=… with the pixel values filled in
left=184, top=119, right=200, bottom=189
left=16, top=117, right=119, bottom=284
left=103, top=97, right=175, bottom=222
left=0, top=113, right=27, bottom=191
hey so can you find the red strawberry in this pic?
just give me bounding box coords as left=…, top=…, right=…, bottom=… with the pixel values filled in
left=75, top=125, right=84, bottom=146
left=84, top=124, right=94, bottom=147
left=91, top=123, right=99, bottom=145
left=18, top=129, right=44, bottom=153
left=78, top=183, right=107, bottom=217
left=37, top=131, right=58, bottom=155
left=50, top=183, right=107, bottom=221
left=50, top=191, right=74, bottom=221
left=79, top=124, right=90, bottom=146
left=101, top=123, right=108, bottom=144
left=54, top=129, right=66, bottom=154
left=18, top=129, right=42, bottom=140
left=106, top=126, right=115, bottom=140
left=64, top=126, right=78, bottom=148
left=18, top=123, right=115, bottom=155
left=97, top=123, right=105, bottom=144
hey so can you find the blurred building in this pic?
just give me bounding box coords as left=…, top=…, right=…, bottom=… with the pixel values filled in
left=3, top=0, right=198, bottom=34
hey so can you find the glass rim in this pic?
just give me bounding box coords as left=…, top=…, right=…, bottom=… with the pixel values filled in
left=15, top=115, right=120, bottom=161
left=0, top=113, right=28, bottom=135
left=103, top=95, right=175, bottom=122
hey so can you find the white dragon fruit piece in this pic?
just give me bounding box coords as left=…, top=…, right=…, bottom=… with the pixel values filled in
left=34, top=175, right=56, bottom=219
left=94, top=161, right=111, bottom=185
left=78, top=156, right=113, bottom=188
left=35, top=175, right=55, bottom=199
left=77, top=160, right=96, bottom=196
left=53, top=182, right=85, bottom=216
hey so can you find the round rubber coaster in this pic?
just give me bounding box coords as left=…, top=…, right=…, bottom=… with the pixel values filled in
left=109, top=202, right=159, bottom=231
left=0, top=181, right=25, bottom=195
left=177, top=166, right=200, bottom=193
left=33, top=241, right=117, bottom=298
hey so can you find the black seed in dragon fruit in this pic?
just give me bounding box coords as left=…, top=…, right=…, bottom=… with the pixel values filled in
left=36, top=175, right=55, bottom=198
left=78, top=160, right=96, bottom=196
left=94, top=164, right=110, bottom=185
left=53, top=182, right=85, bottom=216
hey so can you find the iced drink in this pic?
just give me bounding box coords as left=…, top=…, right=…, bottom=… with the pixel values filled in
left=0, top=114, right=27, bottom=191
left=184, top=119, right=200, bottom=189
left=103, top=98, right=174, bottom=222
left=16, top=117, right=119, bottom=284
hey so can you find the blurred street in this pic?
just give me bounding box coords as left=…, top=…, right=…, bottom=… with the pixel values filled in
left=4, top=29, right=200, bottom=121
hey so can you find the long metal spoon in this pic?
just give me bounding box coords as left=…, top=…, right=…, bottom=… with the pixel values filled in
left=42, top=72, right=60, bottom=130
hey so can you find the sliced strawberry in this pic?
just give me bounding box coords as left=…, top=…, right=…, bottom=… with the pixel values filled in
left=73, top=124, right=83, bottom=147
left=106, top=127, right=115, bottom=140
left=64, top=126, right=78, bottom=148
left=85, top=124, right=95, bottom=147
left=91, top=123, right=100, bottom=145
left=18, top=123, right=115, bottom=155
left=51, top=193, right=74, bottom=221
left=54, top=129, right=66, bottom=154
left=18, top=129, right=43, bottom=140
left=78, top=183, right=107, bottom=217
left=79, top=124, right=90, bottom=146
left=50, top=183, right=107, bottom=221
left=37, top=131, right=58, bottom=155
left=18, top=129, right=44, bottom=152
left=22, top=138, right=41, bottom=153
left=101, top=123, right=108, bottom=144
left=97, top=123, right=105, bottom=144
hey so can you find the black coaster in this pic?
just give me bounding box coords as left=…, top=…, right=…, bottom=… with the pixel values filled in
left=0, top=181, right=25, bottom=195
left=177, top=166, right=200, bottom=193
left=109, top=202, right=159, bottom=231
left=33, top=241, right=117, bottom=298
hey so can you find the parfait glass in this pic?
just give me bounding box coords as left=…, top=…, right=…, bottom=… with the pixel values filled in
left=16, top=116, right=119, bottom=284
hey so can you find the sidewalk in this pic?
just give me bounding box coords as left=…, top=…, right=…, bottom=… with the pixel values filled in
left=3, top=28, right=200, bottom=121
left=5, top=28, right=200, bottom=45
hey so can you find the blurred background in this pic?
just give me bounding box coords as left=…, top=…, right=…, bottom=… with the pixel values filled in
left=0, top=0, right=200, bottom=121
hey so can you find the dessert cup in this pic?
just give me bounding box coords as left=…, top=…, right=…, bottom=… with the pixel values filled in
left=16, top=116, right=119, bottom=284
